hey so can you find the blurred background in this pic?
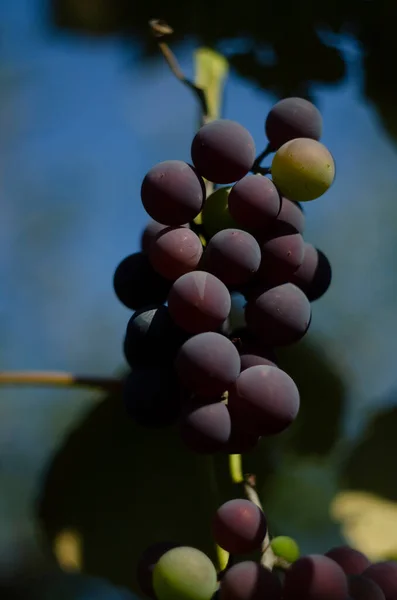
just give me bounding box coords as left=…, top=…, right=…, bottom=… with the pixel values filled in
left=2, top=0, right=397, bottom=594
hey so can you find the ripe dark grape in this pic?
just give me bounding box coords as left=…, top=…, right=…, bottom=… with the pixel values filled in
left=212, top=499, right=267, bottom=554
left=137, top=541, right=181, bottom=599
left=123, top=367, right=183, bottom=427
left=228, top=175, right=281, bottom=231
left=149, top=227, right=203, bottom=280
left=245, top=283, right=311, bottom=346
left=175, top=332, right=240, bottom=396
left=191, top=120, right=256, bottom=184
left=141, top=221, right=167, bottom=253
left=123, top=305, right=187, bottom=367
left=362, top=561, right=397, bottom=600
left=168, top=271, right=231, bottom=334
left=283, top=554, right=348, bottom=600
left=220, top=561, right=282, bottom=600
left=265, top=97, right=323, bottom=150
left=113, top=253, right=171, bottom=310
left=239, top=340, right=278, bottom=371
left=276, top=196, right=305, bottom=235
left=228, top=365, right=300, bottom=436
left=141, top=160, right=205, bottom=225
left=180, top=398, right=231, bottom=454
left=203, top=229, right=261, bottom=287
left=325, top=546, right=371, bottom=576
left=290, top=243, right=332, bottom=301
left=258, top=223, right=305, bottom=284
left=348, top=574, right=386, bottom=600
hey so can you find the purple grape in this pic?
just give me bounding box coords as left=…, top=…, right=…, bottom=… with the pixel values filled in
left=137, top=541, right=181, bottom=598
left=220, top=561, right=282, bottom=600
left=149, top=227, right=203, bottom=280
left=203, top=229, right=261, bottom=287
left=175, top=332, right=240, bottom=396
left=228, top=175, right=281, bottom=231
left=362, top=562, right=397, bottom=600
left=348, top=574, right=386, bottom=600
left=228, top=365, right=300, bottom=436
left=245, top=283, right=311, bottom=346
left=191, top=120, right=256, bottom=184
left=180, top=398, right=231, bottom=454
left=258, top=222, right=305, bottom=284
left=212, top=499, right=267, bottom=554
left=265, top=97, right=323, bottom=151
left=283, top=554, right=348, bottom=600
left=276, top=196, right=306, bottom=235
left=239, top=340, right=278, bottom=371
left=325, top=546, right=371, bottom=576
left=290, top=243, right=332, bottom=301
left=123, top=368, right=183, bottom=427
left=123, top=305, right=187, bottom=367
left=141, top=221, right=167, bottom=254
left=141, top=161, right=205, bottom=225
left=168, top=271, right=231, bottom=334
left=113, top=253, right=171, bottom=310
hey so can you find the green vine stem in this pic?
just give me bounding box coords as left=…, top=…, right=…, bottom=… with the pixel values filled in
left=0, top=371, right=122, bottom=393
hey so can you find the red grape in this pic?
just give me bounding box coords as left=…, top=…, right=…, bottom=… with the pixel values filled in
left=290, top=243, right=332, bottom=301
left=180, top=398, right=231, bottom=454
left=149, top=227, right=203, bottom=280
left=141, top=160, right=205, bottom=225
left=265, top=97, right=323, bottom=150
left=175, top=332, right=240, bottom=396
left=362, top=561, right=397, bottom=600
left=276, top=196, right=306, bottom=235
left=258, top=222, right=305, bottom=284
left=191, top=120, right=256, bottom=184
left=283, top=554, right=348, bottom=600
left=213, top=499, right=267, bottom=554
left=220, top=561, right=282, bottom=600
left=348, top=574, right=386, bottom=600
left=168, top=271, right=231, bottom=334
left=239, top=340, right=278, bottom=371
left=228, top=175, right=281, bottom=231
left=228, top=365, right=299, bottom=436
left=325, top=545, right=371, bottom=576
left=141, top=220, right=167, bottom=253
left=113, top=253, right=171, bottom=310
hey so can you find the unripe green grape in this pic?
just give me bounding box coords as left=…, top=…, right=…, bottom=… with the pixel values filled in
left=271, top=138, right=335, bottom=202
left=153, top=546, right=218, bottom=600
left=271, top=536, right=300, bottom=563
left=202, top=187, right=238, bottom=238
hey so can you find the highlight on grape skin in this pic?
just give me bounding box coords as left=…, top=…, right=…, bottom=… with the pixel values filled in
left=212, top=498, right=267, bottom=554
left=152, top=546, right=218, bottom=600
left=270, top=536, right=300, bottom=564
left=283, top=554, right=349, bottom=600
left=228, top=174, right=281, bottom=231
left=175, top=332, right=241, bottom=396
left=141, top=160, right=205, bottom=225
left=191, top=119, right=256, bottom=184
left=271, top=138, right=335, bottom=202
left=149, top=227, right=203, bottom=280
left=202, top=186, right=238, bottom=238
left=265, top=97, right=323, bottom=150
left=220, top=561, right=282, bottom=600
left=228, top=365, right=300, bottom=436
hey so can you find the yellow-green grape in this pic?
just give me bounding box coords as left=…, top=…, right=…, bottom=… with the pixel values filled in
left=153, top=546, right=217, bottom=600
left=271, top=138, right=335, bottom=202
left=202, top=187, right=238, bottom=238
left=271, top=536, right=300, bottom=563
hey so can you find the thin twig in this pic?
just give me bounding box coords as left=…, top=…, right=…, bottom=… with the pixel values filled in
left=251, top=142, right=272, bottom=174
left=0, top=371, right=122, bottom=393
left=251, top=165, right=271, bottom=176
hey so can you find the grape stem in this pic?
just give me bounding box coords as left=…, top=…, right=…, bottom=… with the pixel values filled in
left=0, top=371, right=122, bottom=392
left=251, top=165, right=271, bottom=176
left=251, top=143, right=272, bottom=173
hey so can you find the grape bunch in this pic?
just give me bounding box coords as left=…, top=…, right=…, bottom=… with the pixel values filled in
left=114, top=97, right=333, bottom=454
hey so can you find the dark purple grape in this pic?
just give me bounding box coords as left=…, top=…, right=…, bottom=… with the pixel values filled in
left=283, top=554, right=348, bottom=600
left=239, top=340, right=278, bottom=371
left=228, top=365, right=299, bottom=436
left=123, top=305, right=187, bottom=367
left=348, top=574, right=386, bottom=600
left=245, top=283, right=311, bottom=346
left=276, top=196, right=306, bottom=235
left=175, top=332, right=240, bottom=396
left=220, top=561, right=282, bottom=600
left=203, top=229, right=261, bottom=287
left=168, top=271, right=231, bottom=334
left=362, top=562, right=397, bottom=600
left=141, top=161, right=205, bottom=225
left=180, top=398, right=231, bottom=454
left=265, top=97, right=323, bottom=150
left=123, top=368, right=183, bottom=427
left=149, top=227, right=203, bottom=280
left=290, top=243, right=332, bottom=301
left=191, top=120, right=256, bottom=184
left=141, top=221, right=167, bottom=254
left=137, top=541, right=181, bottom=598
left=228, top=175, right=281, bottom=231
left=212, top=499, right=267, bottom=554
left=113, top=253, right=171, bottom=310
left=258, top=222, right=305, bottom=284
left=325, top=546, right=371, bottom=576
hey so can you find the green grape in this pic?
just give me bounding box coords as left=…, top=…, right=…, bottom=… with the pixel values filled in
left=153, top=546, right=218, bottom=600
left=270, top=535, right=300, bottom=563
left=271, top=138, right=335, bottom=202
left=202, top=187, right=238, bottom=238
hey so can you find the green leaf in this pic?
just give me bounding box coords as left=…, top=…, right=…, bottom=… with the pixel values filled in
left=194, top=48, right=228, bottom=122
